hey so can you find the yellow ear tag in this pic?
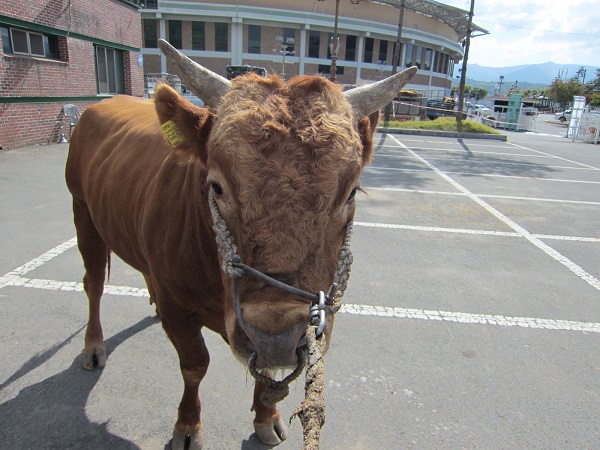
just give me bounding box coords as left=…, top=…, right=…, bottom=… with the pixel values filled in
left=161, top=119, right=186, bottom=147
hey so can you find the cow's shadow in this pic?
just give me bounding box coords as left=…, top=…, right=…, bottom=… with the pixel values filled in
left=0, top=316, right=158, bottom=449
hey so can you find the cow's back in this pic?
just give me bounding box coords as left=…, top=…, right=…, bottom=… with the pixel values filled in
left=65, top=95, right=221, bottom=300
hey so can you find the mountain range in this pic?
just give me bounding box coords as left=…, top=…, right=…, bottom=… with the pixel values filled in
left=457, top=62, right=599, bottom=86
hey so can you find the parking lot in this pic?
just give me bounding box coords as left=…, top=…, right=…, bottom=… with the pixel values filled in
left=1, top=124, right=599, bottom=449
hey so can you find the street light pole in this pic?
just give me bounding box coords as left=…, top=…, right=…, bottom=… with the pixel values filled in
left=456, top=0, right=475, bottom=131
left=275, top=37, right=294, bottom=79
left=384, top=0, right=405, bottom=123
left=329, top=0, right=341, bottom=82
left=498, top=75, right=505, bottom=96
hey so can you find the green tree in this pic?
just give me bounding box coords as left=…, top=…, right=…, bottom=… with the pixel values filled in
left=589, top=69, right=600, bottom=93
left=547, top=77, right=584, bottom=110
left=469, top=87, right=488, bottom=101
left=589, top=94, right=600, bottom=108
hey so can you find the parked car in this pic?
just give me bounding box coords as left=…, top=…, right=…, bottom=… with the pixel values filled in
left=473, top=104, right=491, bottom=114
left=554, top=110, right=572, bottom=122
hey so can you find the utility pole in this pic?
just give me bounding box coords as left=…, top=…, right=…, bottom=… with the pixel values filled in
left=329, top=0, right=341, bottom=82
left=383, top=0, right=405, bottom=124
left=456, top=0, right=474, bottom=131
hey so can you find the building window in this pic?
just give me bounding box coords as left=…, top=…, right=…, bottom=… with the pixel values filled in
left=404, top=44, right=414, bottom=67
left=345, top=35, right=356, bottom=61
left=248, top=25, right=261, bottom=54
left=442, top=54, right=450, bottom=75
left=168, top=20, right=182, bottom=49
left=95, top=45, right=124, bottom=95
left=318, top=64, right=343, bottom=76
left=192, top=22, right=205, bottom=50
left=414, top=46, right=423, bottom=69
left=424, top=48, right=432, bottom=71
left=308, top=30, right=320, bottom=58
left=215, top=23, right=229, bottom=52
left=1, top=26, right=59, bottom=58
left=378, top=40, right=388, bottom=63
left=363, top=37, right=374, bottom=64
left=283, top=28, right=295, bottom=53
left=391, top=41, right=402, bottom=65
left=143, top=19, right=158, bottom=48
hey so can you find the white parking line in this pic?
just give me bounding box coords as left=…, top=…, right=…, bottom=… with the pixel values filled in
left=0, top=238, right=77, bottom=289
left=368, top=166, right=600, bottom=185
left=2, top=235, right=599, bottom=333
left=3, top=271, right=600, bottom=334
left=508, top=142, right=600, bottom=170
left=341, top=304, right=600, bottom=333
left=354, top=221, right=600, bottom=243
left=387, top=134, right=600, bottom=292
left=374, top=153, right=600, bottom=172
left=363, top=186, right=600, bottom=206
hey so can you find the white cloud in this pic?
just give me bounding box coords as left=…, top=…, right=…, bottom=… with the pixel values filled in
left=441, top=0, right=600, bottom=67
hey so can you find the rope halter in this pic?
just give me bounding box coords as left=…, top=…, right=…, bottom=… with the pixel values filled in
left=208, top=189, right=353, bottom=404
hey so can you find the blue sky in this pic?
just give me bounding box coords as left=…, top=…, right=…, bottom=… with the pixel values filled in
left=442, top=0, right=600, bottom=68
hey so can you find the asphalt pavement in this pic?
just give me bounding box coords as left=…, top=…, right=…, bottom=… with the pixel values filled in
left=1, top=117, right=599, bottom=449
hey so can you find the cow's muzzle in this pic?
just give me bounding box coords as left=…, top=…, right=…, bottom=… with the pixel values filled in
left=208, top=189, right=353, bottom=403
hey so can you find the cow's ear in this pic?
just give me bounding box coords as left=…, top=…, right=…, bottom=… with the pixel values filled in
left=357, top=110, right=379, bottom=166
left=154, top=84, right=213, bottom=164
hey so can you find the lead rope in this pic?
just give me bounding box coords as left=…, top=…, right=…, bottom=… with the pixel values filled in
left=208, top=190, right=353, bottom=448
left=289, top=325, right=327, bottom=450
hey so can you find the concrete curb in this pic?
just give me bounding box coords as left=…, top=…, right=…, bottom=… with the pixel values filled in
left=377, top=127, right=508, bottom=141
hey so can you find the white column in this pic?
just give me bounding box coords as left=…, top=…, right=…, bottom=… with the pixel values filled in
left=356, top=34, right=364, bottom=83
left=159, top=18, right=167, bottom=74
left=299, top=24, right=308, bottom=75
left=231, top=18, right=243, bottom=66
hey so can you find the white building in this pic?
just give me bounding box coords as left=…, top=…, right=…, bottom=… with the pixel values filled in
left=140, top=0, right=487, bottom=96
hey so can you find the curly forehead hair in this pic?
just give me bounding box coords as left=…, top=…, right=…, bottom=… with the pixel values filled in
left=210, top=73, right=360, bottom=157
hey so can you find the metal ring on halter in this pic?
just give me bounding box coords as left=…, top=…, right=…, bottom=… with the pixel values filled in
left=310, top=291, right=327, bottom=338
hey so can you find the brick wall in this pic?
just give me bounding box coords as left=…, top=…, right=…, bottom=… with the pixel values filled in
left=0, top=100, right=97, bottom=150
left=0, top=0, right=144, bottom=149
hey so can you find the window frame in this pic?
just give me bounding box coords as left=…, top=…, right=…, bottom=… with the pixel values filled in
left=214, top=22, right=229, bottom=52
left=2, top=27, right=57, bottom=58
left=344, top=35, right=357, bottom=62
left=248, top=24, right=261, bottom=54
left=378, top=40, right=388, bottom=64
left=95, top=45, right=125, bottom=95
left=363, top=37, right=374, bottom=64
left=192, top=21, right=205, bottom=51
left=308, top=30, right=320, bottom=58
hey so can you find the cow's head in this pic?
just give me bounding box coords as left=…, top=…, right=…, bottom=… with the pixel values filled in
left=155, top=39, right=416, bottom=371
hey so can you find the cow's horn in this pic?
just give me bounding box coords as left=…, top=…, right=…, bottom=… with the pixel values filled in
left=344, top=66, right=418, bottom=119
left=158, top=38, right=232, bottom=108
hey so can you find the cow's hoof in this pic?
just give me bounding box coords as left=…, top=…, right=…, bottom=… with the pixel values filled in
left=254, top=416, right=288, bottom=445
left=82, top=346, right=107, bottom=370
left=172, top=427, right=204, bottom=450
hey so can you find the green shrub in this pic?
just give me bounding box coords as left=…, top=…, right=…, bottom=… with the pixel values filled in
left=381, top=117, right=502, bottom=134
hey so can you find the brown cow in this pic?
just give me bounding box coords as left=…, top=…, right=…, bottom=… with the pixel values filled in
left=65, top=39, right=416, bottom=449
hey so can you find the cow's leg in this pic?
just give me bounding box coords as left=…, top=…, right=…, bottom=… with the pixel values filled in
left=160, top=301, right=209, bottom=450
left=252, top=374, right=288, bottom=445
left=73, top=198, right=108, bottom=370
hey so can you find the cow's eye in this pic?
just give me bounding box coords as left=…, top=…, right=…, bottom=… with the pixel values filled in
left=346, top=188, right=357, bottom=204
left=211, top=183, right=224, bottom=196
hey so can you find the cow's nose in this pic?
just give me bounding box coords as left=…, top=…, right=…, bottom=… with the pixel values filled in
left=243, top=320, right=307, bottom=370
